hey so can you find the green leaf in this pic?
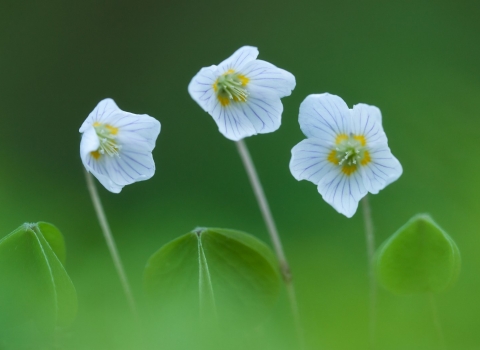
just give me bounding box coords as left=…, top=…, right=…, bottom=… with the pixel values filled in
left=0, top=223, right=78, bottom=346
left=144, top=227, right=281, bottom=325
left=375, top=214, right=461, bottom=294
left=36, top=222, right=67, bottom=265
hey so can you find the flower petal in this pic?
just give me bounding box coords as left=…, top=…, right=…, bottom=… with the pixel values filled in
left=353, top=103, right=382, bottom=124
left=289, top=138, right=336, bottom=185
left=209, top=93, right=283, bottom=141
left=241, top=60, right=296, bottom=98
left=188, top=66, right=218, bottom=112
left=361, top=146, right=402, bottom=194
left=111, top=151, right=155, bottom=183
left=80, top=126, right=100, bottom=159
left=218, top=46, right=259, bottom=72
left=317, top=168, right=367, bottom=218
left=351, top=103, right=387, bottom=146
left=79, top=98, right=160, bottom=193
left=384, top=156, right=403, bottom=186
left=115, top=114, right=161, bottom=152
left=79, top=98, right=120, bottom=132
left=83, top=155, right=124, bottom=193
left=299, top=93, right=351, bottom=142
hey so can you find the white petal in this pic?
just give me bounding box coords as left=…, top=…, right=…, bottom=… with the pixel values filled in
left=241, top=60, right=296, bottom=98
left=111, top=151, right=155, bottom=183
left=188, top=66, right=218, bottom=112
left=209, top=94, right=283, bottom=141
left=384, top=156, right=403, bottom=186
left=218, top=46, right=259, bottom=72
left=79, top=99, right=161, bottom=193
left=353, top=103, right=382, bottom=124
left=115, top=114, right=161, bottom=152
left=317, top=168, right=367, bottom=218
left=351, top=104, right=387, bottom=146
left=361, top=146, right=402, bottom=194
left=298, top=93, right=352, bottom=142
left=80, top=126, right=100, bottom=160
left=289, top=139, right=336, bottom=185
left=79, top=98, right=120, bottom=132
left=82, top=155, right=124, bottom=193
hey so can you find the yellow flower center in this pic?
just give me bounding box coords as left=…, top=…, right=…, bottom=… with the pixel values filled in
left=91, top=122, right=120, bottom=159
left=328, top=133, right=371, bottom=176
left=213, top=69, right=250, bottom=107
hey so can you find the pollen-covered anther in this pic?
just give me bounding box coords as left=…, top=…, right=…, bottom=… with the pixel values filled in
left=331, top=134, right=370, bottom=171
left=215, top=71, right=249, bottom=103
left=93, top=123, right=121, bottom=158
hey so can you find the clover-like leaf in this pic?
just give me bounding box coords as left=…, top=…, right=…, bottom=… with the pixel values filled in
left=375, top=214, right=460, bottom=294
left=144, top=228, right=281, bottom=325
left=36, top=222, right=67, bottom=265
left=0, top=223, right=77, bottom=347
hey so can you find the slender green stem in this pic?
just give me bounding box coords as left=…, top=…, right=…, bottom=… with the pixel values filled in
left=361, top=195, right=377, bottom=350
left=428, top=293, right=447, bottom=350
left=235, top=139, right=305, bottom=349
left=84, top=169, right=138, bottom=320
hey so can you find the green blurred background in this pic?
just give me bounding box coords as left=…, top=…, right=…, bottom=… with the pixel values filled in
left=0, top=0, right=479, bottom=349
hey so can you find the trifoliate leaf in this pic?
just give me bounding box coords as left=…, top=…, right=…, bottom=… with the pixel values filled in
left=144, top=228, right=281, bottom=325
left=0, top=223, right=77, bottom=347
left=36, top=222, right=67, bottom=265
left=375, top=214, right=460, bottom=294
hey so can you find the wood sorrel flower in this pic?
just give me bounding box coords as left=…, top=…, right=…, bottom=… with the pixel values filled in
left=79, top=98, right=161, bottom=193
left=289, top=93, right=402, bottom=218
left=188, top=46, right=296, bottom=141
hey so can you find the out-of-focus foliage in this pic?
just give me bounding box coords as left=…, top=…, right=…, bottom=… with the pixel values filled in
left=0, top=223, right=77, bottom=348
left=144, top=227, right=281, bottom=325
left=0, top=0, right=479, bottom=348
left=376, top=214, right=460, bottom=294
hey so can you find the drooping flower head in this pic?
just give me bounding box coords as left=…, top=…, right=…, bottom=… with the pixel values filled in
left=289, top=93, right=402, bottom=218
left=79, top=98, right=161, bottom=193
left=188, top=46, right=296, bottom=141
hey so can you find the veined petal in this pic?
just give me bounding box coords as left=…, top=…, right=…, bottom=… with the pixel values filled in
left=114, top=114, right=161, bottom=152
left=241, top=60, right=296, bottom=98
left=82, top=154, right=124, bottom=193
left=299, top=93, right=351, bottom=142
left=209, top=93, right=283, bottom=141
left=353, top=103, right=382, bottom=124
left=317, top=168, right=367, bottom=218
left=351, top=104, right=387, bottom=146
left=80, top=126, right=100, bottom=159
left=207, top=100, right=256, bottom=141
left=361, top=146, right=402, bottom=194
left=110, top=151, right=155, bottom=183
left=79, top=98, right=160, bottom=193
left=289, top=138, right=336, bottom=185
left=188, top=65, right=218, bottom=112
left=80, top=98, right=119, bottom=132
left=218, top=46, right=259, bottom=72
left=384, top=156, right=403, bottom=186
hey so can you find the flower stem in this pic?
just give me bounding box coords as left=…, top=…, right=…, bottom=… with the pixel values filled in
left=235, top=139, right=304, bottom=349
left=428, top=293, right=447, bottom=350
left=83, top=169, right=138, bottom=320
left=361, top=195, right=377, bottom=350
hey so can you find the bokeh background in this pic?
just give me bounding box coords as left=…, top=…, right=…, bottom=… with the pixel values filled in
left=1, top=0, right=479, bottom=349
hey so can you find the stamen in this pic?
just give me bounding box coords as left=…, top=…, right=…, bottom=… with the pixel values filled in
left=215, top=71, right=249, bottom=104
left=92, top=123, right=121, bottom=158
left=329, top=133, right=370, bottom=175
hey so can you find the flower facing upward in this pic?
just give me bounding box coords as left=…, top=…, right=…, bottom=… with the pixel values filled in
left=188, top=46, right=296, bottom=141
left=79, top=98, right=161, bottom=193
left=289, top=93, right=402, bottom=218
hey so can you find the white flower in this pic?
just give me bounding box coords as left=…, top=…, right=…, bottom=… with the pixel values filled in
left=188, top=46, right=296, bottom=141
left=79, top=98, right=161, bottom=193
left=289, top=93, right=402, bottom=218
